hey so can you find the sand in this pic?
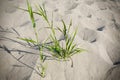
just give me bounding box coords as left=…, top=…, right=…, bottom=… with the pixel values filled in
left=0, top=0, right=120, bottom=80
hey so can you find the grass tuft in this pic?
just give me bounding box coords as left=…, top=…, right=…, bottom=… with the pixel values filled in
left=19, top=0, right=85, bottom=78
left=45, top=20, right=84, bottom=67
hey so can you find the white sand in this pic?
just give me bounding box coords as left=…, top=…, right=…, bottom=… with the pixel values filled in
left=0, top=0, right=120, bottom=80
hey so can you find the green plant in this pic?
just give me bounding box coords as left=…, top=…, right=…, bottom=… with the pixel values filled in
left=18, top=0, right=46, bottom=78
left=45, top=20, right=83, bottom=67
left=19, top=0, right=84, bottom=78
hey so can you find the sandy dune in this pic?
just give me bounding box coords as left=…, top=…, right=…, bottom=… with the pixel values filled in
left=0, top=0, right=120, bottom=80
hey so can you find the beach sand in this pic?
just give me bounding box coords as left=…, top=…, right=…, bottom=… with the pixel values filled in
left=0, top=0, right=120, bottom=80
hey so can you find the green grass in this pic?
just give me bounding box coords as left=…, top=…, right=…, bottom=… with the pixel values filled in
left=19, top=0, right=46, bottom=78
left=19, top=0, right=85, bottom=78
left=45, top=20, right=83, bottom=67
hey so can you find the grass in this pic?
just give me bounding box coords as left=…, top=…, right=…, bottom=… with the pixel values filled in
left=19, top=0, right=84, bottom=78
left=19, top=0, right=46, bottom=78
left=45, top=20, right=83, bottom=67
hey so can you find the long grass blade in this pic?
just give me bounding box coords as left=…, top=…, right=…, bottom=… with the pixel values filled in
left=27, top=0, right=36, bottom=28
left=61, top=20, right=67, bottom=36
left=67, top=28, right=77, bottom=51
left=19, top=38, right=37, bottom=44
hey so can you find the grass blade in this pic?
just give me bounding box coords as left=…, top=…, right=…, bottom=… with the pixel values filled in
left=27, top=0, right=36, bottom=28
left=18, top=38, right=37, bottom=44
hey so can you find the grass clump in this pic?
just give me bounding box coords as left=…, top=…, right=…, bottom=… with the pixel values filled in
left=45, top=20, right=83, bottom=67
left=19, top=0, right=84, bottom=78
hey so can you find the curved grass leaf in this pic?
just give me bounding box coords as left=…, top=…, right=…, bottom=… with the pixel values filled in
left=19, top=38, right=37, bottom=44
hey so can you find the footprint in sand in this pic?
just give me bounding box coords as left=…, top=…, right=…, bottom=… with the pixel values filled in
left=65, top=2, right=79, bottom=14
left=85, top=1, right=94, bottom=6
left=4, top=0, right=19, bottom=13
left=68, top=3, right=79, bottom=10
left=97, top=26, right=105, bottom=31
left=83, top=28, right=97, bottom=43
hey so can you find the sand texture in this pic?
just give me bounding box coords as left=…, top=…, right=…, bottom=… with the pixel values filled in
left=0, top=0, right=120, bottom=80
